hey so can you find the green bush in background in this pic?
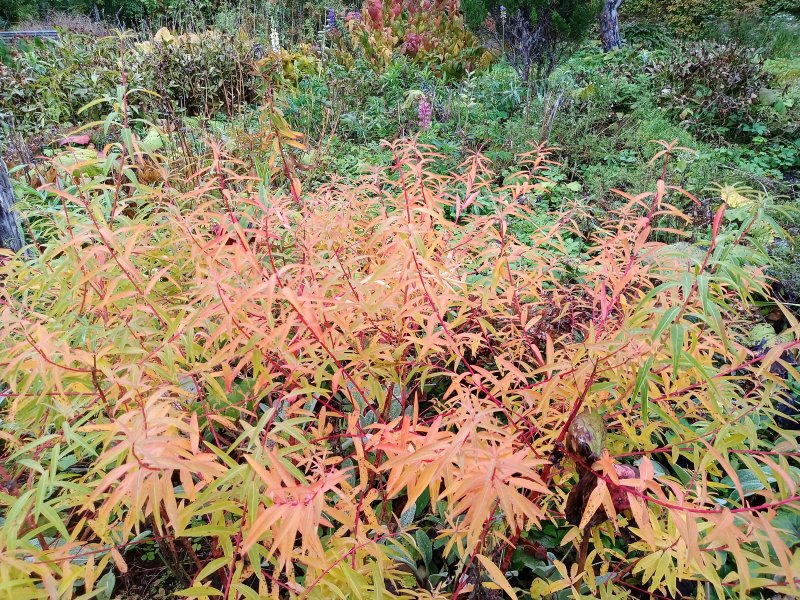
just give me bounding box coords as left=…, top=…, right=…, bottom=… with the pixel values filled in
left=621, top=0, right=799, bottom=35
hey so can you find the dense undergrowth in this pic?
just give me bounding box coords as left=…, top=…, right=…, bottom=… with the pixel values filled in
left=1, top=1, right=800, bottom=598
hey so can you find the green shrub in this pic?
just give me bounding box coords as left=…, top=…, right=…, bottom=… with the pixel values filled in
left=131, top=28, right=260, bottom=117
left=765, top=0, right=800, bottom=15
left=717, top=12, right=800, bottom=59
left=622, top=0, right=764, bottom=35
left=0, top=28, right=262, bottom=148
left=0, top=34, right=123, bottom=139
left=617, top=20, right=677, bottom=49
left=653, top=41, right=768, bottom=141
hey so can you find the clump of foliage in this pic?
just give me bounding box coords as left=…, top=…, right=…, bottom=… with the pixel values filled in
left=0, top=27, right=265, bottom=149
left=132, top=27, right=260, bottom=117
left=14, top=10, right=111, bottom=36
left=622, top=0, right=767, bottom=35
left=766, top=0, right=800, bottom=15
left=0, top=34, right=123, bottom=136
left=650, top=38, right=800, bottom=182
left=1, top=111, right=799, bottom=598
left=330, top=0, right=493, bottom=78
left=653, top=41, right=768, bottom=141
left=545, top=38, right=798, bottom=193
left=1, top=0, right=226, bottom=29
left=256, top=45, right=320, bottom=89
left=534, top=46, right=718, bottom=199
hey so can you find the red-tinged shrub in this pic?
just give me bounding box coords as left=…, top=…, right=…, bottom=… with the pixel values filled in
left=333, top=0, right=494, bottom=77
left=0, top=135, right=798, bottom=598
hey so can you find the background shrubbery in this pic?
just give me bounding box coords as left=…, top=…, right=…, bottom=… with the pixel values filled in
left=623, top=0, right=780, bottom=34
left=5, top=0, right=796, bottom=277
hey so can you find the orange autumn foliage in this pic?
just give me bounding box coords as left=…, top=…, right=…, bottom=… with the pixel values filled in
left=0, top=136, right=798, bottom=599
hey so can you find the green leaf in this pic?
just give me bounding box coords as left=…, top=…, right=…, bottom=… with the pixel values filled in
left=399, top=504, right=416, bottom=528
left=341, top=564, right=365, bottom=600
left=371, top=561, right=385, bottom=600
left=38, top=503, right=69, bottom=539
left=232, top=584, right=264, bottom=600
left=670, top=324, right=684, bottom=376
left=120, top=128, right=136, bottom=157
left=721, top=468, right=775, bottom=502
left=633, top=357, right=654, bottom=424
left=675, top=461, right=694, bottom=485
left=96, top=571, right=115, bottom=600
left=652, top=306, right=681, bottom=341
left=415, top=530, right=433, bottom=568
left=195, top=557, right=230, bottom=582
left=773, top=510, right=800, bottom=546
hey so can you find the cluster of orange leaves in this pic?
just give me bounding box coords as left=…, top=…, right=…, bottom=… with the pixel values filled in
left=0, top=138, right=798, bottom=599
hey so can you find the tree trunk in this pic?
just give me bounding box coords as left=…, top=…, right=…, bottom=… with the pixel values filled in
left=599, top=0, right=624, bottom=52
left=0, top=159, right=25, bottom=254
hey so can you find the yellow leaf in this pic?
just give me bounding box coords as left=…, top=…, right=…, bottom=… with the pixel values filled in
left=530, top=578, right=549, bottom=599
left=175, top=586, right=223, bottom=598
left=719, top=185, right=753, bottom=208
left=477, top=554, right=518, bottom=600
left=579, top=480, right=607, bottom=530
